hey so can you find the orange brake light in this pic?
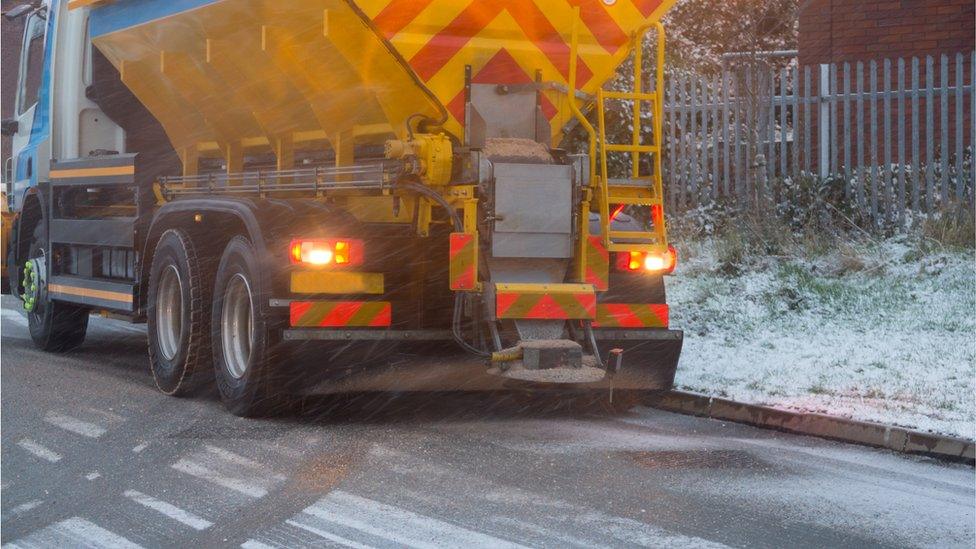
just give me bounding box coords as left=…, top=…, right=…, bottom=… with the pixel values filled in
left=615, top=245, right=677, bottom=275
left=289, top=239, right=364, bottom=268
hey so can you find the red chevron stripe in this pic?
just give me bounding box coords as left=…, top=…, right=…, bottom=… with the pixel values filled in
left=319, top=302, right=364, bottom=327
left=495, top=292, right=520, bottom=318
left=594, top=303, right=669, bottom=328
left=585, top=266, right=604, bottom=287
left=373, top=0, right=437, bottom=38
left=453, top=266, right=476, bottom=290
left=289, top=301, right=313, bottom=326
left=409, top=2, right=500, bottom=81
left=368, top=305, right=393, bottom=327
left=525, top=294, right=568, bottom=319
left=449, top=232, right=473, bottom=259
left=633, top=0, right=665, bottom=17
left=408, top=1, right=593, bottom=84
left=601, top=303, right=641, bottom=327
left=569, top=0, right=629, bottom=53
left=574, top=292, right=597, bottom=315
left=505, top=2, right=586, bottom=83
left=653, top=303, right=668, bottom=326
left=290, top=302, right=392, bottom=327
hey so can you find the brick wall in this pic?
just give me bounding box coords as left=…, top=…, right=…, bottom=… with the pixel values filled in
left=799, top=0, right=974, bottom=66
left=799, top=0, right=973, bottom=171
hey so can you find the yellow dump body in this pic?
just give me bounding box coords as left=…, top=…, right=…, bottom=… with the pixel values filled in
left=85, top=0, right=676, bottom=162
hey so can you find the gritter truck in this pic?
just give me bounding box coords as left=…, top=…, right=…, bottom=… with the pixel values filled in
left=2, top=0, right=683, bottom=416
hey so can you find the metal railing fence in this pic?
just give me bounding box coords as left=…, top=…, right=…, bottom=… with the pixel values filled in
left=654, top=52, right=974, bottom=225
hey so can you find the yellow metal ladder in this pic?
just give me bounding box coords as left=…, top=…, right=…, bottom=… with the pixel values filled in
left=595, top=22, right=669, bottom=254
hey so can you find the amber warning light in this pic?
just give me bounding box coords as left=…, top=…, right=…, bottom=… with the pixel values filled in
left=289, top=239, right=364, bottom=267
left=615, top=245, right=677, bottom=274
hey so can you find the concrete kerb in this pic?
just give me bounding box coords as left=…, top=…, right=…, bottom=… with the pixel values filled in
left=646, top=391, right=975, bottom=465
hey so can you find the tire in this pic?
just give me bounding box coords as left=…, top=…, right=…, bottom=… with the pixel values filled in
left=24, top=223, right=89, bottom=352
left=147, top=229, right=212, bottom=396
left=211, top=236, right=280, bottom=416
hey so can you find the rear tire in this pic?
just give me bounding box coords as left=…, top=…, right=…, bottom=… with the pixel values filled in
left=211, top=236, right=280, bottom=417
left=147, top=229, right=212, bottom=396
left=24, top=223, right=88, bottom=352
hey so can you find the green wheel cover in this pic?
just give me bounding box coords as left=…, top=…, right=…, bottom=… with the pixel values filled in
left=21, top=261, right=38, bottom=313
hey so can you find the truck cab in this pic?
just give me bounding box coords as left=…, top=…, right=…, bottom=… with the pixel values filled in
left=5, top=1, right=125, bottom=207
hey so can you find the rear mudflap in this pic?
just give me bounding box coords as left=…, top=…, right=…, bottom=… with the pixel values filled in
left=595, top=329, right=683, bottom=390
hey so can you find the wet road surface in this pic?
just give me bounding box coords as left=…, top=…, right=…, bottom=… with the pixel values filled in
left=2, top=296, right=973, bottom=548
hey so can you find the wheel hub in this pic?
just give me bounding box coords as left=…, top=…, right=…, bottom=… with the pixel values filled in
left=221, top=273, right=254, bottom=379
left=155, top=265, right=184, bottom=361
left=21, top=257, right=44, bottom=313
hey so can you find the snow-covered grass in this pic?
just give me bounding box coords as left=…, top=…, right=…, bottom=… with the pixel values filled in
left=668, top=231, right=976, bottom=439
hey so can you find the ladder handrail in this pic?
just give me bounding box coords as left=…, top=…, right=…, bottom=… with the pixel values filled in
left=567, top=8, right=598, bottom=187
left=566, top=10, right=671, bottom=270
left=568, top=7, right=597, bottom=284
left=651, top=22, right=666, bottom=214
left=596, top=22, right=669, bottom=253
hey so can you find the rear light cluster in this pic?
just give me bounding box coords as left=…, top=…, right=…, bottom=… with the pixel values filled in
left=289, top=239, right=364, bottom=267
left=615, top=245, right=677, bottom=275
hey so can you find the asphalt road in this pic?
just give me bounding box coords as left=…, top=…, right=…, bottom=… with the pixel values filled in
left=1, top=295, right=974, bottom=548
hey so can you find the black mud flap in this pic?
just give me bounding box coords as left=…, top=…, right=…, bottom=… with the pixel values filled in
left=595, top=329, right=683, bottom=391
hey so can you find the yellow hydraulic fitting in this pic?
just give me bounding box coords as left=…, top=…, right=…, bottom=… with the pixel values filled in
left=491, top=346, right=523, bottom=363
left=385, top=133, right=453, bottom=186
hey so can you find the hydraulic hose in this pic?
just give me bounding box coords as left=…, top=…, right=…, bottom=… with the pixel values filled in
left=404, top=111, right=449, bottom=141
left=394, top=181, right=463, bottom=232
left=451, top=294, right=491, bottom=357
left=395, top=181, right=490, bottom=357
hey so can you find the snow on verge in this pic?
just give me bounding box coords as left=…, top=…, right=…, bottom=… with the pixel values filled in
left=668, top=237, right=976, bottom=439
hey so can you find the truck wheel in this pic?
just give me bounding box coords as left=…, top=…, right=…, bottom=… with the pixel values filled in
left=147, top=229, right=211, bottom=395
left=24, top=223, right=89, bottom=352
left=211, top=236, right=279, bottom=417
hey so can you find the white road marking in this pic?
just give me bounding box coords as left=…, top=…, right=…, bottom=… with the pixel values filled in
left=285, top=518, right=375, bottom=549
left=85, top=472, right=101, bottom=481
left=123, top=489, right=213, bottom=530
left=131, top=442, right=149, bottom=453
left=203, top=445, right=266, bottom=470
left=370, top=444, right=730, bottom=548
left=200, top=445, right=287, bottom=481
left=5, top=516, right=143, bottom=548
left=490, top=516, right=603, bottom=549
left=240, top=541, right=277, bottom=549
left=6, top=500, right=43, bottom=518
left=258, top=441, right=303, bottom=459
left=44, top=413, right=107, bottom=438
left=17, top=439, right=62, bottom=463
left=171, top=459, right=268, bottom=498
left=303, top=491, right=529, bottom=549
left=84, top=407, right=126, bottom=422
